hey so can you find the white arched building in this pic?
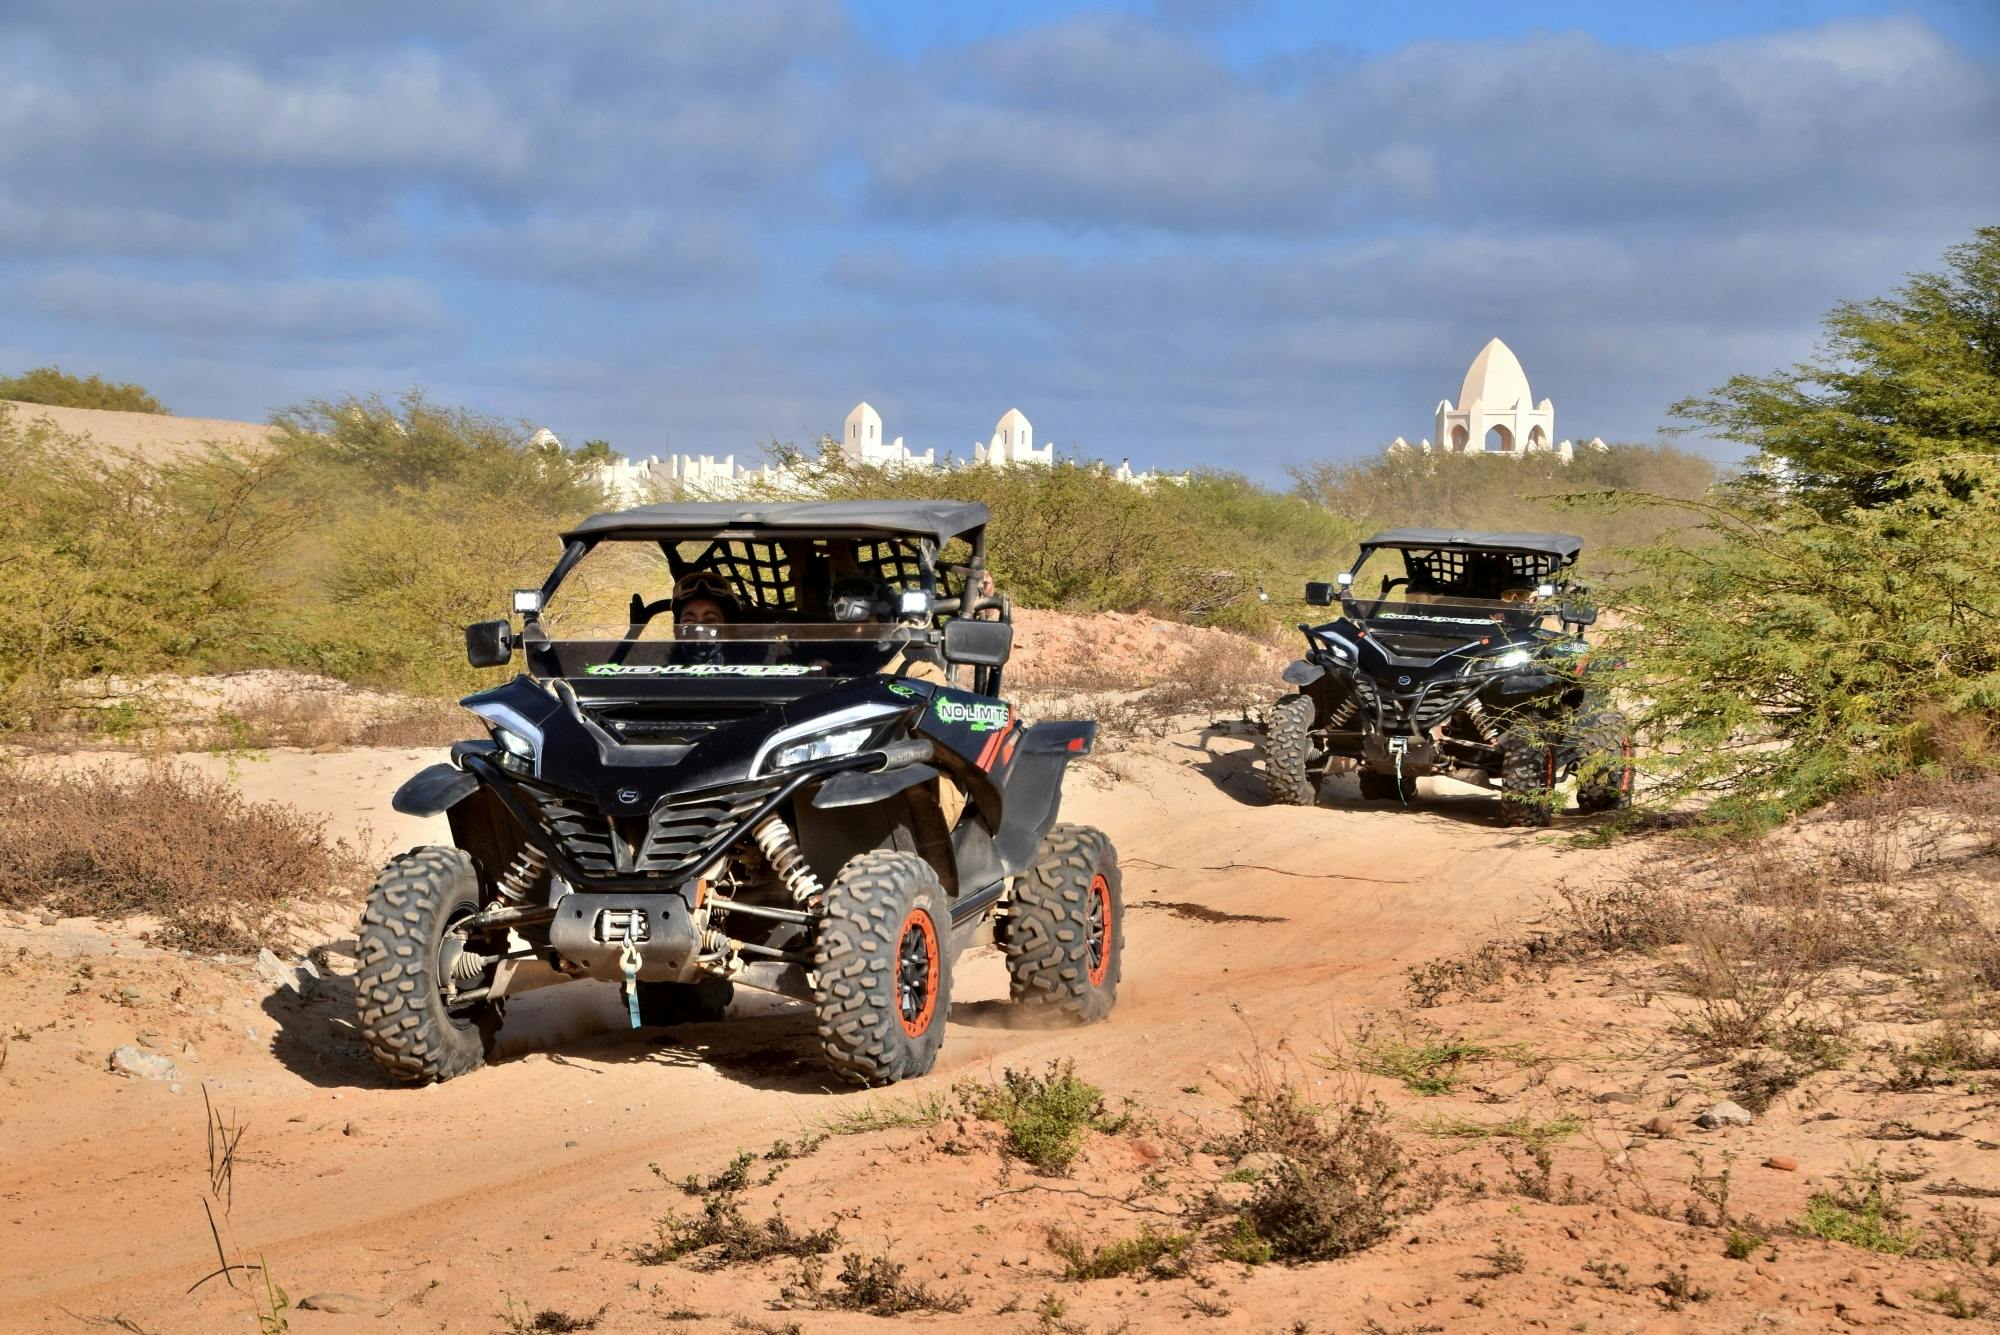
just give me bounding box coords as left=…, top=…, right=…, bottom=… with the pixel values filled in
left=1387, top=338, right=1605, bottom=462
left=1437, top=338, right=1554, bottom=454
left=975, top=407, right=1051, bottom=468
left=841, top=401, right=935, bottom=470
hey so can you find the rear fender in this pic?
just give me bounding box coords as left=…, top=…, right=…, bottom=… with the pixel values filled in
left=991, top=721, right=1094, bottom=875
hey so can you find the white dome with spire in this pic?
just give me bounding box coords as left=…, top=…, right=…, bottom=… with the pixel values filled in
left=1435, top=337, right=1557, bottom=456
left=1457, top=337, right=1533, bottom=411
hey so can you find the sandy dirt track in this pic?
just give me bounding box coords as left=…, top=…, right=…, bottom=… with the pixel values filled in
left=3, top=728, right=1985, bottom=1332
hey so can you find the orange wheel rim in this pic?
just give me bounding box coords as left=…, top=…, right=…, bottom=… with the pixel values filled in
left=1086, top=873, right=1113, bottom=987
left=896, top=908, right=940, bottom=1037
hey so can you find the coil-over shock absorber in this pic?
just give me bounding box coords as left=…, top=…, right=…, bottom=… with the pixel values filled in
left=494, top=845, right=549, bottom=903
left=1461, top=696, right=1500, bottom=744
left=1324, top=695, right=1358, bottom=728
left=752, top=815, right=824, bottom=908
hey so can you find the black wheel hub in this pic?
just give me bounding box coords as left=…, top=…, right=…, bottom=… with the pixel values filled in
left=897, top=921, right=933, bottom=1025
left=1086, top=886, right=1108, bottom=978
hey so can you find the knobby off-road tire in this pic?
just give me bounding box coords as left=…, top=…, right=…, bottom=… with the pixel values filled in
left=1573, top=708, right=1636, bottom=815
left=1358, top=768, right=1419, bottom=803
left=639, top=975, right=735, bottom=1028
left=1498, top=730, right=1557, bottom=828
left=1263, top=693, right=1319, bottom=806
left=813, top=850, right=952, bottom=1086
left=356, top=847, right=500, bottom=1084
left=1002, top=823, right=1123, bottom=1024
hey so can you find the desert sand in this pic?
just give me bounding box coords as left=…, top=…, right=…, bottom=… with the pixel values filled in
left=0, top=691, right=1991, bottom=1331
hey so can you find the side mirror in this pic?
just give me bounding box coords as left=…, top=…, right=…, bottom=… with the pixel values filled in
left=1304, top=581, right=1334, bottom=607
left=466, top=619, right=515, bottom=668
left=1560, top=602, right=1598, bottom=627
left=942, top=618, right=1012, bottom=667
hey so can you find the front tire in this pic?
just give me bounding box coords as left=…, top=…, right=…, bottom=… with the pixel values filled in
left=1263, top=694, right=1319, bottom=806
left=356, top=847, right=500, bottom=1084
left=813, top=851, right=952, bottom=1086
left=1499, top=730, right=1557, bottom=827
left=1001, top=823, right=1123, bottom=1023
left=1574, top=709, right=1636, bottom=814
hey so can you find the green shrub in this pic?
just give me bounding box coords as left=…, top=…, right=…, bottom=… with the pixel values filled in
left=1673, top=225, right=2000, bottom=516
left=1045, top=1224, right=1190, bottom=1280
left=1798, top=1182, right=1919, bottom=1254
left=0, top=365, right=165, bottom=413
left=967, top=1060, right=1128, bottom=1174
left=0, top=410, right=301, bottom=729
left=1604, top=455, right=2000, bottom=825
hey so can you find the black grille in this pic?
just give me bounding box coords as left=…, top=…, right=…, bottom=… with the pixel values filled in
left=540, top=797, right=618, bottom=876
left=1354, top=677, right=1479, bottom=735
left=534, top=780, right=779, bottom=879
left=584, top=700, right=762, bottom=745
left=636, top=780, right=777, bottom=873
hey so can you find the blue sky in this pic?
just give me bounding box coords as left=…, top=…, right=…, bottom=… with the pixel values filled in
left=2, top=1, right=1995, bottom=481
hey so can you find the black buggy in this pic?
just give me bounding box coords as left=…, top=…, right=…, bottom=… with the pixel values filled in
left=357, top=501, right=1121, bottom=1087
left=1262, top=529, right=1633, bottom=825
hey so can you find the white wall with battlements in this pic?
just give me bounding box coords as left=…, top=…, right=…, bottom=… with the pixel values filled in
left=570, top=401, right=1177, bottom=503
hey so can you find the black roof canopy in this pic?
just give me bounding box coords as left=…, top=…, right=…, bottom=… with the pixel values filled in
left=1359, top=528, right=1584, bottom=560
left=563, top=500, right=990, bottom=547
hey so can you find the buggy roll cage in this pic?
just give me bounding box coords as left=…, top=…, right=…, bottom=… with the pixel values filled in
left=531, top=501, right=1002, bottom=625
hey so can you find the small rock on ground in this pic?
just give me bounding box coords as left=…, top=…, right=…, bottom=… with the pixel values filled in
left=1696, top=1100, right=1754, bottom=1129
left=108, top=1045, right=179, bottom=1081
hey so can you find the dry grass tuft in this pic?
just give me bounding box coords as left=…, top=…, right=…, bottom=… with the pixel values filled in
left=0, top=762, right=369, bottom=950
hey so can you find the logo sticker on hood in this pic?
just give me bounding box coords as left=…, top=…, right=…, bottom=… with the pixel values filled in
left=934, top=696, right=1011, bottom=732
left=583, top=663, right=816, bottom=677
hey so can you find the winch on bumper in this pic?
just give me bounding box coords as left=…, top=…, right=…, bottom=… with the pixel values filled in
left=1361, top=733, right=1441, bottom=776
left=547, top=890, right=702, bottom=983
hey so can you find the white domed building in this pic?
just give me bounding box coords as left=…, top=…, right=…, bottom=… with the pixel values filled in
left=1387, top=338, right=1605, bottom=462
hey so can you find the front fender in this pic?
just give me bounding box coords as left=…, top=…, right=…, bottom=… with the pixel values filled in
left=390, top=763, right=479, bottom=817
left=1281, top=659, right=1325, bottom=687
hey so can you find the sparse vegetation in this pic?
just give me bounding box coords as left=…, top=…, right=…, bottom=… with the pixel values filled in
left=631, top=1198, right=840, bottom=1271
left=967, top=1060, right=1130, bottom=1175
left=789, top=1251, right=970, bottom=1316
left=0, top=762, right=367, bottom=950
left=1046, top=1224, right=1191, bottom=1280
left=1798, top=1170, right=1921, bottom=1255
left=1211, top=1075, right=1435, bottom=1263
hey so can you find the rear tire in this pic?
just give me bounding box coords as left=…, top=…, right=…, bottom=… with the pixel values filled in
left=1358, top=768, right=1419, bottom=803
left=1263, top=694, right=1319, bottom=806
left=813, top=851, right=951, bottom=1086
left=1574, top=709, right=1636, bottom=814
left=1499, top=730, right=1557, bottom=827
left=1001, top=823, right=1123, bottom=1023
left=356, top=847, right=500, bottom=1084
left=639, top=975, right=735, bottom=1028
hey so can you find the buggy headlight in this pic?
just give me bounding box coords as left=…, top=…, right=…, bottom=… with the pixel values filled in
left=1493, top=648, right=1534, bottom=669
left=494, top=726, right=536, bottom=760
left=771, top=725, right=874, bottom=770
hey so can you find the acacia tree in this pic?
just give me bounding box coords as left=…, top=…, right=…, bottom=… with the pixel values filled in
left=1672, top=226, right=2000, bottom=515
left=1609, top=228, right=2000, bottom=824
